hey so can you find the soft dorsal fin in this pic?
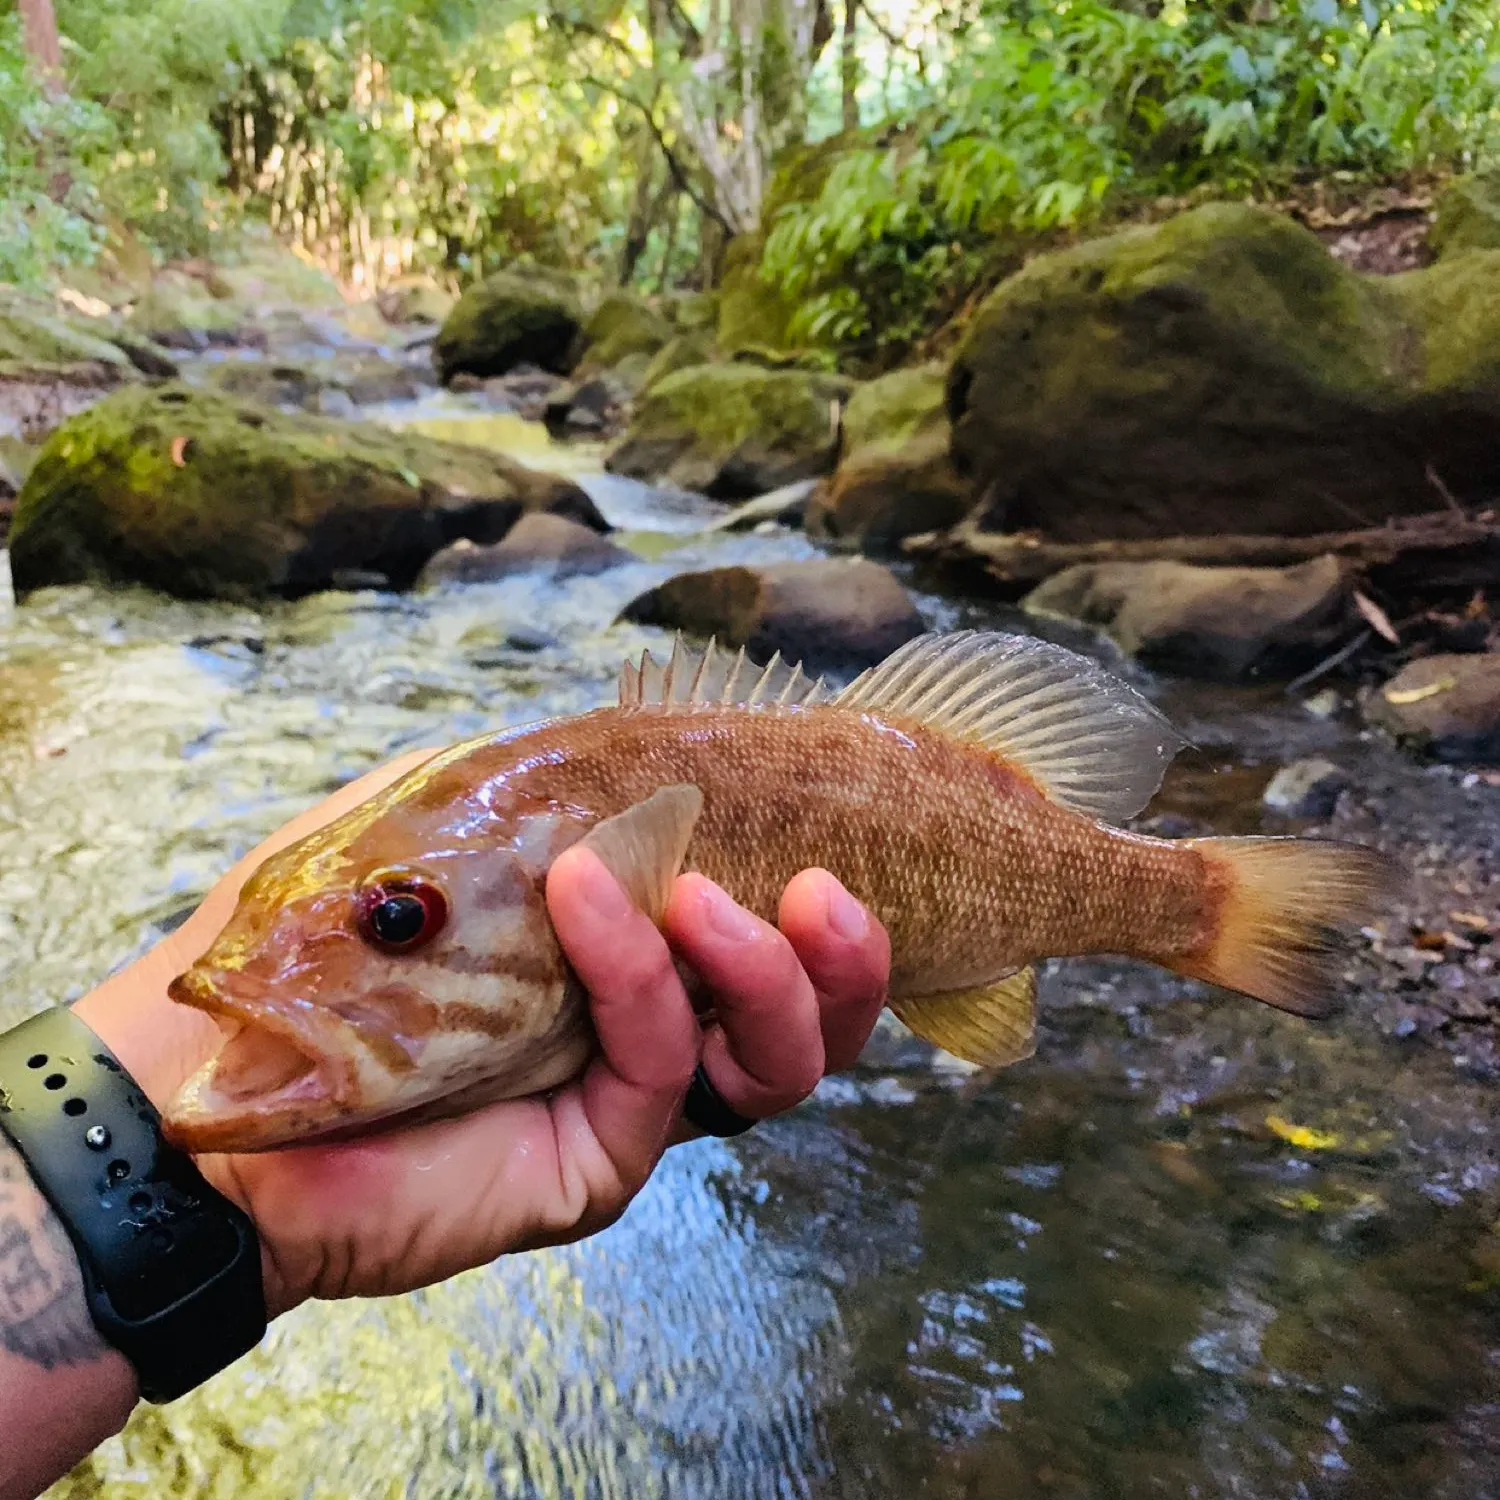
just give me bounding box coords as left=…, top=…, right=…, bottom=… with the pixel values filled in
left=833, top=631, right=1183, bottom=822
left=618, top=636, right=833, bottom=712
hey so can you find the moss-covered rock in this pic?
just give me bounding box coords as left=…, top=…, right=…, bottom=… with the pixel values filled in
left=1430, top=172, right=1500, bottom=259
left=0, top=290, right=133, bottom=370
left=660, top=290, right=719, bottom=332
left=577, top=292, right=672, bottom=371
left=126, top=272, right=250, bottom=351
left=808, top=364, right=973, bottom=550
left=641, top=332, right=715, bottom=391
left=376, top=277, right=456, bottom=326
left=434, top=269, right=584, bottom=382
left=1363, top=652, right=1500, bottom=762
left=950, top=202, right=1500, bottom=544
left=9, top=383, right=604, bottom=601
left=199, top=353, right=428, bottom=410
left=607, top=363, right=850, bottom=497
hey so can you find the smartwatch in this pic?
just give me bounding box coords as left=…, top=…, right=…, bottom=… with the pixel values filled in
left=0, top=1007, right=266, bottom=1402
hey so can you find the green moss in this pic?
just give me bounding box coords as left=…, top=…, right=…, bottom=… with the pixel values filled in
left=1430, top=172, right=1500, bottom=259
left=9, top=383, right=599, bottom=600
left=0, top=290, right=131, bottom=369
left=641, top=332, right=715, bottom=391
left=716, top=231, right=802, bottom=359
left=1385, top=249, right=1500, bottom=393
left=842, top=364, right=948, bottom=458
left=609, top=363, right=851, bottom=496
left=578, top=292, right=672, bottom=369
left=126, top=277, right=244, bottom=347
left=434, top=269, right=584, bottom=381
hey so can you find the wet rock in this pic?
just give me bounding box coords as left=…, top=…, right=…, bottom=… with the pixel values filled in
left=577, top=293, right=672, bottom=371
left=1430, top=171, right=1500, bottom=258
left=418, top=513, right=632, bottom=587
left=1262, top=758, right=1352, bottom=818
left=8, top=383, right=604, bottom=602
left=949, top=203, right=1500, bottom=544
left=810, top=364, right=972, bottom=550
left=608, top=364, right=850, bottom=499
left=434, top=268, right=583, bottom=382
left=0, top=361, right=135, bottom=442
left=1023, top=555, right=1347, bottom=678
left=200, top=355, right=428, bottom=412
left=376, top=277, right=455, bottom=326
left=1363, top=653, right=1500, bottom=762
left=621, top=558, right=924, bottom=671
left=543, top=372, right=632, bottom=440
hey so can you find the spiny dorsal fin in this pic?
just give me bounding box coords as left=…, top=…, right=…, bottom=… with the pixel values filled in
left=576, top=784, right=703, bottom=925
left=833, top=631, right=1182, bottom=823
left=889, top=968, right=1038, bottom=1068
left=617, top=636, right=832, bottom=712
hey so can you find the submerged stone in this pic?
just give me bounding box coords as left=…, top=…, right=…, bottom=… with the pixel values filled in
left=418, top=513, right=633, bottom=587
left=8, top=383, right=603, bottom=601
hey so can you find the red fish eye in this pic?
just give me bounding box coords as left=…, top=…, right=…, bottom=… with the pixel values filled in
left=356, top=874, right=448, bottom=954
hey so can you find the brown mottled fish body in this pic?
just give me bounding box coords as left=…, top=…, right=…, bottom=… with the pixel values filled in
left=163, top=632, right=1392, bottom=1152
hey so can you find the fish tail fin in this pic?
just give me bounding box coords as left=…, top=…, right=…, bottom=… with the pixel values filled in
left=1171, top=837, right=1397, bottom=1017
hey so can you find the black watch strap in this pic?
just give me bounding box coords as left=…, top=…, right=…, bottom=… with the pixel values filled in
left=0, top=1007, right=266, bottom=1402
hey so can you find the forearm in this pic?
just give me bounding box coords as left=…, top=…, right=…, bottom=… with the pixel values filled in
left=0, top=1133, right=137, bottom=1500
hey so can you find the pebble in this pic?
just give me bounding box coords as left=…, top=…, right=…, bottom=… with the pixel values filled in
left=1262, top=757, right=1351, bottom=817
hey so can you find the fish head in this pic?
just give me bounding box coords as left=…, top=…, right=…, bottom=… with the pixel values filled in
left=162, top=775, right=595, bottom=1152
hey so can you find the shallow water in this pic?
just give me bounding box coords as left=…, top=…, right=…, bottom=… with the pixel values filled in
left=1, top=410, right=1497, bottom=1500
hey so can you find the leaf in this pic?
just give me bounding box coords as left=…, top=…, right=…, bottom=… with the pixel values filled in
left=1353, top=590, right=1400, bottom=644
left=170, top=435, right=191, bottom=467
left=1266, top=1114, right=1341, bottom=1152
left=1385, top=677, right=1457, bottom=705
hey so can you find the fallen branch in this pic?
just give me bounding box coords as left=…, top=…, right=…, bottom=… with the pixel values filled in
left=903, top=510, right=1500, bottom=599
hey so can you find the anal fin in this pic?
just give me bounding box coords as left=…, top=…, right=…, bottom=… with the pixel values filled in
left=576, top=784, right=703, bottom=925
left=889, top=968, right=1038, bottom=1068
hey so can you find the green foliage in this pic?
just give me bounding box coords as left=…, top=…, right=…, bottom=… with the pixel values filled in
left=0, top=16, right=114, bottom=285
left=763, top=0, right=1500, bottom=355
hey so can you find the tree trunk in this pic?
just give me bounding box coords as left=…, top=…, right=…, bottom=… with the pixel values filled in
left=841, top=0, right=860, bottom=132
left=18, top=0, right=64, bottom=94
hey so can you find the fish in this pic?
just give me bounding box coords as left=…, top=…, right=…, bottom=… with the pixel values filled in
left=161, top=630, right=1394, bottom=1153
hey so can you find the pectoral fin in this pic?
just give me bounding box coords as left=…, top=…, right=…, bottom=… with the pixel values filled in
left=889, top=968, right=1038, bottom=1067
left=576, top=784, right=704, bottom=925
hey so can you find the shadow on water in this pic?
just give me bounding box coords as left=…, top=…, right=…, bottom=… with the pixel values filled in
left=1, top=409, right=1496, bottom=1499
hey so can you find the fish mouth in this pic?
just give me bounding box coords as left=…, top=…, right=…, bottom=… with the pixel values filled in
left=163, top=967, right=353, bottom=1152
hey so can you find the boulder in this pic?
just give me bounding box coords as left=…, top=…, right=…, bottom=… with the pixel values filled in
left=377, top=277, right=456, bottom=326
left=1430, top=172, right=1500, bottom=259
left=434, top=268, right=584, bottom=382
left=418, top=513, right=633, bottom=587
left=8, top=383, right=604, bottom=601
left=1262, top=758, right=1351, bottom=818
left=1363, top=653, right=1500, bottom=762
left=660, top=290, right=719, bottom=332
left=200, top=354, right=427, bottom=411
left=0, top=291, right=133, bottom=370
left=577, top=293, right=672, bottom=371
left=126, top=272, right=249, bottom=350
left=949, top=203, right=1500, bottom=544
left=0, top=362, right=133, bottom=443
left=809, top=364, right=972, bottom=550
left=640, top=332, right=715, bottom=392
left=1022, top=554, right=1348, bottom=678
left=543, top=372, right=633, bottom=440
left=608, top=364, right=849, bottom=498
left=621, top=558, right=924, bottom=672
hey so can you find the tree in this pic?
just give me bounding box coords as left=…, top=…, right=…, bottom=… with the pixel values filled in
left=18, top=0, right=64, bottom=94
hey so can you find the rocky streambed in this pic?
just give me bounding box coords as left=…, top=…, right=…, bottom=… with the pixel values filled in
left=1, top=203, right=1498, bottom=1497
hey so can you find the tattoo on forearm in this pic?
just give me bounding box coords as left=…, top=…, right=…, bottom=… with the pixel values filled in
left=0, top=1137, right=104, bottom=1368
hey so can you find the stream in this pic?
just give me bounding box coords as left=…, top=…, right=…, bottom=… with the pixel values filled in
left=1, top=389, right=1497, bottom=1500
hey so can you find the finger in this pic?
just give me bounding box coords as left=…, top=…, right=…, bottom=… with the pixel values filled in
left=664, top=874, right=824, bottom=1119
left=547, top=846, right=699, bottom=1188
left=777, top=869, right=890, bottom=1072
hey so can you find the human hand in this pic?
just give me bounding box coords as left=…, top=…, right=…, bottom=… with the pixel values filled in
left=74, top=753, right=891, bottom=1319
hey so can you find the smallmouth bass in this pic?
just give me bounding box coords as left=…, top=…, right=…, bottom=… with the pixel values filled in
left=163, top=631, right=1393, bottom=1152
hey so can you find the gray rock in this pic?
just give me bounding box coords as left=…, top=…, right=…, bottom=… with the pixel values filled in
left=1023, top=555, right=1348, bottom=679
left=1363, top=653, right=1500, bottom=763
left=419, top=512, right=633, bottom=588
left=1262, top=758, right=1351, bottom=818
left=621, top=557, right=924, bottom=672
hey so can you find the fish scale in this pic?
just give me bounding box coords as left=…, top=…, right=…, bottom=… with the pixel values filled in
left=161, top=631, right=1395, bottom=1153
